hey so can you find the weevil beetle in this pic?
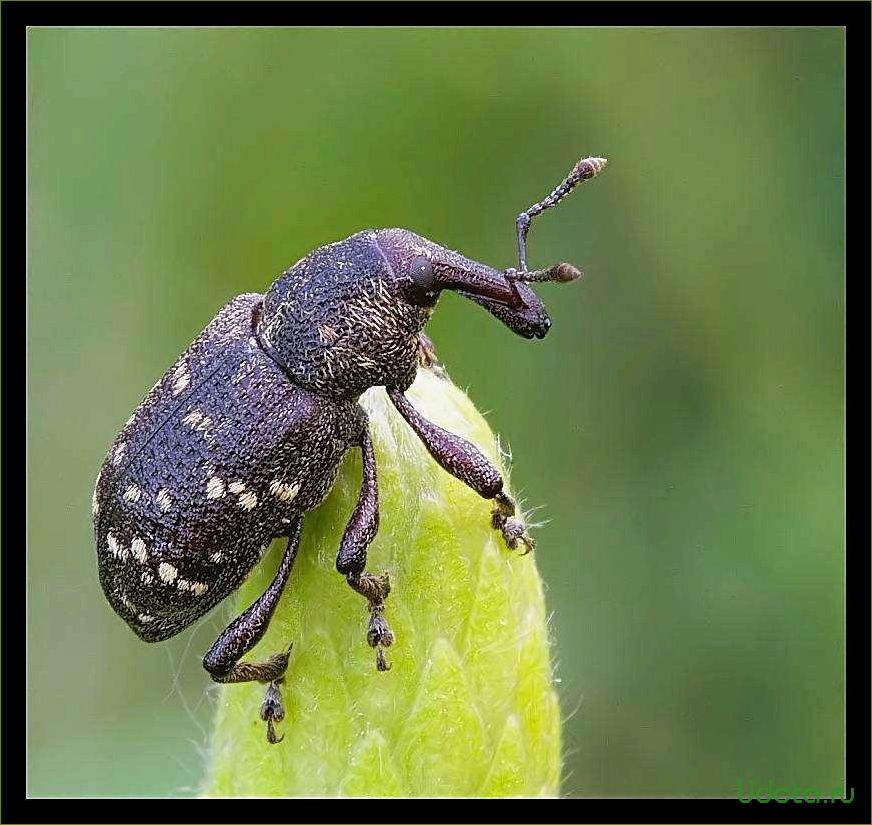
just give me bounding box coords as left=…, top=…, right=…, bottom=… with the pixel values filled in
left=93, top=155, right=608, bottom=743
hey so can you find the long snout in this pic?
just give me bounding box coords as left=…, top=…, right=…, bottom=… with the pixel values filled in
left=374, top=228, right=569, bottom=340
left=454, top=279, right=552, bottom=339
left=429, top=249, right=573, bottom=339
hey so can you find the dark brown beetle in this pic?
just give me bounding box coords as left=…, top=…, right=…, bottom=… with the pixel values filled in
left=93, top=156, right=607, bottom=743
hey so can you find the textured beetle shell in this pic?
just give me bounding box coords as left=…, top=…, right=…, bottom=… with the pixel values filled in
left=93, top=294, right=365, bottom=642
left=261, top=231, right=430, bottom=400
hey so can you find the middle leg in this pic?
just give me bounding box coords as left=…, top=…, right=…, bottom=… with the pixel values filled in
left=335, top=425, right=394, bottom=671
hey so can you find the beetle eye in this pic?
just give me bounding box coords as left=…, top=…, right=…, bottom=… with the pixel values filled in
left=407, top=255, right=436, bottom=305
left=410, top=256, right=434, bottom=289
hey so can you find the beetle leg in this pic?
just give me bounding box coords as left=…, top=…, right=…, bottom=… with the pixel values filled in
left=388, top=389, right=535, bottom=554
left=202, top=518, right=302, bottom=743
left=335, top=426, right=394, bottom=671
left=416, top=332, right=446, bottom=378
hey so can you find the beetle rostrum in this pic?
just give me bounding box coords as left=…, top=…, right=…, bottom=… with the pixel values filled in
left=92, top=155, right=608, bottom=743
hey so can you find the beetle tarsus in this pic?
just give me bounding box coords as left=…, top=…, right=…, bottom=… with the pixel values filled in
left=367, top=601, right=394, bottom=646
left=207, top=648, right=292, bottom=684
left=491, top=491, right=535, bottom=554
left=348, top=569, right=391, bottom=603
left=348, top=571, right=395, bottom=671
left=367, top=600, right=395, bottom=665
left=493, top=513, right=536, bottom=554
left=260, top=677, right=286, bottom=744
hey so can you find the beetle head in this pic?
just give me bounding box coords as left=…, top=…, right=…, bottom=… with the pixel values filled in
left=260, top=227, right=582, bottom=399
left=374, top=228, right=580, bottom=340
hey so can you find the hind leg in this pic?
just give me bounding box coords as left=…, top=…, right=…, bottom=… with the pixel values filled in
left=203, top=518, right=302, bottom=743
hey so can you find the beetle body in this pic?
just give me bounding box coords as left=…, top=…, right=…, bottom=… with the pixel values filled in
left=93, top=293, right=365, bottom=642
left=93, top=157, right=608, bottom=743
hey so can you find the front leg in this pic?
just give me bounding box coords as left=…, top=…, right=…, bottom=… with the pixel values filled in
left=416, top=332, right=447, bottom=379
left=387, top=388, right=534, bottom=554
left=335, top=425, right=394, bottom=671
left=202, top=518, right=302, bottom=744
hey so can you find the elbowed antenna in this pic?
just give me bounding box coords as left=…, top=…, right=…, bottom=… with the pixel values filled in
left=515, top=155, right=608, bottom=273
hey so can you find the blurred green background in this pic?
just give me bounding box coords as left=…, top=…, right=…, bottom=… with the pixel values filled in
left=27, top=28, right=844, bottom=797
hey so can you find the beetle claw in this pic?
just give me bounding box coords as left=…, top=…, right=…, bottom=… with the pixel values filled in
left=265, top=718, right=285, bottom=744
left=513, top=530, right=537, bottom=555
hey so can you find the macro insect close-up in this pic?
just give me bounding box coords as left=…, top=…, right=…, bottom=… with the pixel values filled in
left=91, top=157, right=608, bottom=744
left=28, top=23, right=847, bottom=803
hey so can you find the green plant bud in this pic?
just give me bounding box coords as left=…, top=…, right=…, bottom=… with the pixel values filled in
left=202, top=367, right=561, bottom=797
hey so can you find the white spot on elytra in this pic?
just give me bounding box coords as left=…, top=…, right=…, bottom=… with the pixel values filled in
left=138, top=613, right=155, bottom=623
left=131, top=537, right=148, bottom=563
left=141, top=571, right=154, bottom=585
left=210, top=551, right=223, bottom=563
left=183, top=408, right=213, bottom=440
left=112, top=443, right=127, bottom=465
left=191, top=581, right=208, bottom=597
left=182, top=409, right=203, bottom=427
left=228, top=481, right=246, bottom=494
left=123, top=484, right=141, bottom=503
left=206, top=476, right=226, bottom=499
left=106, top=532, right=127, bottom=561
left=237, top=491, right=258, bottom=511
left=158, top=562, right=178, bottom=584
left=269, top=479, right=301, bottom=503
left=171, top=364, right=190, bottom=397
left=156, top=488, right=173, bottom=512
left=177, top=579, right=190, bottom=591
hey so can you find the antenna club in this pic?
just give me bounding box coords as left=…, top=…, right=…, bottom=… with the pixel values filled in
left=505, top=262, right=582, bottom=284
left=574, top=156, right=609, bottom=180
left=553, top=262, right=582, bottom=282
